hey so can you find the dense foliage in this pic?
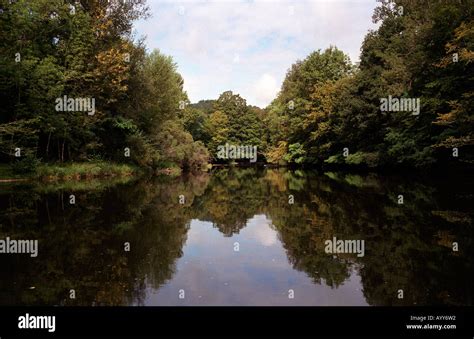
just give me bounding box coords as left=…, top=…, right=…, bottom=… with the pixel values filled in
left=261, top=0, right=473, bottom=168
left=0, top=0, right=208, bottom=172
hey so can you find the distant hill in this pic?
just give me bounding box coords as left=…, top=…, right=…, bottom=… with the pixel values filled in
left=190, top=100, right=216, bottom=115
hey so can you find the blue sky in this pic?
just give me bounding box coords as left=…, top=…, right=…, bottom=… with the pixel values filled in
left=134, top=0, right=378, bottom=108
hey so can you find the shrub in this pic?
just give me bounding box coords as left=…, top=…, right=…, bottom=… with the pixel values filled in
left=10, top=155, right=40, bottom=174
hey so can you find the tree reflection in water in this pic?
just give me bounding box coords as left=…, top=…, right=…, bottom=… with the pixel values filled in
left=0, top=168, right=472, bottom=305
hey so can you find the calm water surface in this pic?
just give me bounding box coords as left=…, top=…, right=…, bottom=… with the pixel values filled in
left=0, top=168, right=472, bottom=306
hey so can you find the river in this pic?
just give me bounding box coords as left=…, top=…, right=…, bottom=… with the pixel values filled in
left=0, top=168, right=472, bottom=306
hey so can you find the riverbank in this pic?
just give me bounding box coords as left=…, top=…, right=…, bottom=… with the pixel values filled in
left=2, top=159, right=470, bottom=183
left=0, top=162, right=140, bottom=182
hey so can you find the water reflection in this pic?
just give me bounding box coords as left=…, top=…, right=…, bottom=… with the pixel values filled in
left=0, top=168, right=472, bottom=305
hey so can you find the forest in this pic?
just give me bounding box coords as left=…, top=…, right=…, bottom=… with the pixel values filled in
left=0, top=0, right=472, bottom=179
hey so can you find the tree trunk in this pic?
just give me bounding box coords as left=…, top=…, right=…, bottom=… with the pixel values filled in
left=61, top=140, right=65, bottom=163
left=46, top=131, right=51, bottom=158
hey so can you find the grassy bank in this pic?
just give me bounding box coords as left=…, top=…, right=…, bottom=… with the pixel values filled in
left=36, top=162, right=140, bottom=181
left=0, top=164, right=28, bottom=181
left=0, top=162, right=140, bottom=182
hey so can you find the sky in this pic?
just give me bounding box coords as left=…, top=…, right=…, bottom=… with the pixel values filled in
left=134, top=0, right=379, bottom=108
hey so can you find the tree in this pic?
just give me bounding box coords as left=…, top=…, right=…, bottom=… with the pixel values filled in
left=205, top=110, right=229, bottom=161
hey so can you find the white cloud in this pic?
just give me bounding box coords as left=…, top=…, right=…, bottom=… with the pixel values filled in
left=246, top=215, right=278, bottom=247
left=134, top=0, right=378, bottom=107
left=252, top=74, right=279, bottom=108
